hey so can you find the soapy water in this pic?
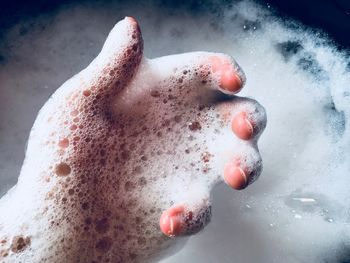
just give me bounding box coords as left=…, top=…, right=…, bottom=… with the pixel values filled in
left=0, top=0, right=349, bottom=262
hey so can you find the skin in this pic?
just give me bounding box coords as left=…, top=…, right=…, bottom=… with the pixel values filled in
left=0, top=17, right=266, bottom=262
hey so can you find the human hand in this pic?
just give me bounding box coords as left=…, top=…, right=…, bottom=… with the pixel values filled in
left=0, top=17, right=266, bottom=263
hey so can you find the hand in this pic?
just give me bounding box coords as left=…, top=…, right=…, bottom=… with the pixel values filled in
left=0, top=17, right=266, bottom=263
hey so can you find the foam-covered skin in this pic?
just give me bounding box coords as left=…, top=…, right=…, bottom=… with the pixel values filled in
left=0, top=17, right=266, bottom=262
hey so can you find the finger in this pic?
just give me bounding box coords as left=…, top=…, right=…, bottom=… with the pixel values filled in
left=159, top=205, right=185, bottom=237
left=159, top=199, right=211, bottom=237
left=209, top=55, right=244, bottom=94
left=232, top=112, right=254, bottom=140
left=223, top=148, right=263, bottom=190
left=72, top=17, right=143, bottom=108
left=231, top=99, right=267, bottom=141
left=150, top=52, right=246, bottom=95
left=93, top=16, right=143, bottom=91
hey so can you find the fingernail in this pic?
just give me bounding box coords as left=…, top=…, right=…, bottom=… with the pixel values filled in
left=209, top=56, right=242, bottom=94
left=232, top=112, right=254, bottom=140
left=224, top=163, right=248, bottom=190
left=221, top=70, right=242, bottom=93
left=160, top=211, right=183, bottom=237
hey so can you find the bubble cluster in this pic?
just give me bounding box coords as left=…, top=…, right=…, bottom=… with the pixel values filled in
left=10, top=236, right=31, bottom=253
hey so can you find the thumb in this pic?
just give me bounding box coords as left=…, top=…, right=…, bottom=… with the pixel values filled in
left=83, top=17, right=143, bottom=101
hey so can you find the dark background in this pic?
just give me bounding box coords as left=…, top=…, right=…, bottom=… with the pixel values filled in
left=0, top=0, right=350, bottom=50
